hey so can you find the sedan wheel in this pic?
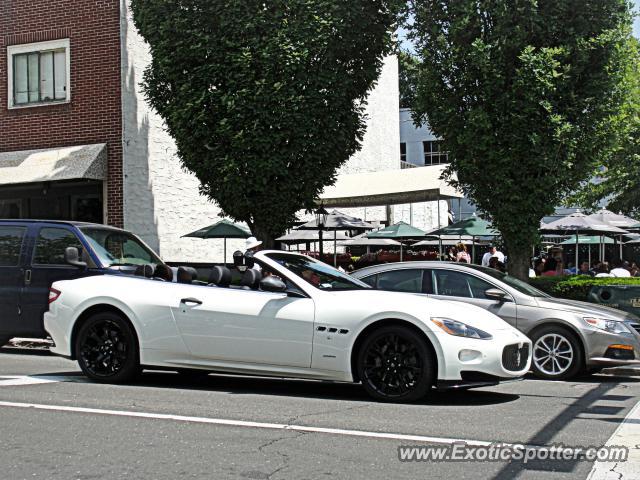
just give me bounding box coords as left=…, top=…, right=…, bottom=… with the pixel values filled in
left=531, top=327, right=582, bottom=380
left=357, top=325, right=434, bottom=402
left=76, top=313, right=140, bottom=383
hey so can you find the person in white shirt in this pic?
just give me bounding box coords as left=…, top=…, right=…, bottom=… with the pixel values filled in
left=245, top=237, right=263, bottom=272
left=482, top=245, right=504, bottom=267
left=610, top=259, right=631, bottom=277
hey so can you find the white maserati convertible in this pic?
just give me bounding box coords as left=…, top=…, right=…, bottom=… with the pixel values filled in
left=44, top=251, right=531, bottom=402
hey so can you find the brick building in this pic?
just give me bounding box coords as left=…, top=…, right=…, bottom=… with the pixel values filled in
left=1, top=1, right=417, bottom=263
left=0, top=0, right=122, bottom=226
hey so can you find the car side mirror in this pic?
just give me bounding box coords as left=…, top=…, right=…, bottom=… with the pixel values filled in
left=65, top=247, right=87, bottom=269
left=485, top=288, right=507, bottom=301
left=260, top=276, right=287, bottom=293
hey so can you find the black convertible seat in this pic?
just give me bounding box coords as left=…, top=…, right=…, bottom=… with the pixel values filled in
left=209, top=266, right=232, bottom=287
left=153, top=264, right=174, bottom=282
left=241, top=269, right=262, bottom=289
left=134, top=264, right=154, bottom=278
left=177, top=266, right=198, bottom=284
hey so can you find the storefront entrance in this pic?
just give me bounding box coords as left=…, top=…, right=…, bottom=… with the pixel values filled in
left=0, top=180, right=103, bottom=223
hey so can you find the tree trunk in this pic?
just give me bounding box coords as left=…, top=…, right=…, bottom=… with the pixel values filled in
left=251, top=221, right=276, bottom=250
left=504, top=236, right=532, bottom=281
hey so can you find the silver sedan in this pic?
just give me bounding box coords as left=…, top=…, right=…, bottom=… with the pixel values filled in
left=352, top=262, right=640, bottom=380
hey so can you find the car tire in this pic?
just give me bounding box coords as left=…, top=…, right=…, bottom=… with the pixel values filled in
left=75, top=312, right=140, bottom=383
left=357, top=325, right=435, bottom=403
left=530, top=326, right=583, bottom=380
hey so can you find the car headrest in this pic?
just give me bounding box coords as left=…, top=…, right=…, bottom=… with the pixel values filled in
left=233, top=250, right=244, bottom=268
left=134, top=264, right=154, bottom=278
left=177, top=266, right=198, bottom=284
left=154, top=264, right=174, bottom=282
left=241, top=269, right=262, bottom=289
left=244, top=251, right=255, bottom=269
left=209, top=266, right=232, bottom=287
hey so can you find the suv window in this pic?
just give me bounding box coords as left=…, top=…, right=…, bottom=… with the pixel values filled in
left=33, top=227, right=83, bottom=265
left=376, top=269, right=424, bottom=293
left=0, top=226, right=26, bottom=266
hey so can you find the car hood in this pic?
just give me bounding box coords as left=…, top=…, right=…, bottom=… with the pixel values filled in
left=535, top=296, right=637, bottom=321
left=328, top=289, right=517, bottom=333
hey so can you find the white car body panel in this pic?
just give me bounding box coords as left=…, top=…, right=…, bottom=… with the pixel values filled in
left=45, top=251, right=532, bottom=386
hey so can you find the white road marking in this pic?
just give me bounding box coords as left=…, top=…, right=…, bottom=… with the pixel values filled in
left=0, top=399, right=499, bottom=446
left=0, top=375, right=84, bottom=387
left=587, top=399, right=640, bottom=480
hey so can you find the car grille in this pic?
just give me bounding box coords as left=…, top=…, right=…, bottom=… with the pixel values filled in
left=630, top=323, right=640, bottom=335
left=502, top=343, right=530, bottom=372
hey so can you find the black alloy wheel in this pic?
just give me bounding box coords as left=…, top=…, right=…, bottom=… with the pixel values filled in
left=75, top=312, right=140, bottom=383
left=357, top=325, right=434, bottom=402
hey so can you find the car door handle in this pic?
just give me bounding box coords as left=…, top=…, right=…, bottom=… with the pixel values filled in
left=180, top=297, right=202, bottom=305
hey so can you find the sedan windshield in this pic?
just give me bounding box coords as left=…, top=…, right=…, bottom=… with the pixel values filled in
left=80, top=227, right=162, bottom=267
left=463, top=264, right=549, bottom=297
left=265, top=252, right=370, bottom=291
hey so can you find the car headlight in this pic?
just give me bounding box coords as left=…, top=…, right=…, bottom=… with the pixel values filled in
left=431, top=317, right=493, bottom=340
left=583, top=317, right=631, bottom=334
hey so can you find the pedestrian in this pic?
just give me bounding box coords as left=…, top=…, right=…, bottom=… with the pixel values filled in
left=594, top=262, right=612, bottom=277
left=610, top=258, right=631, bottom=277
left=541, top=257, right=563, bottom=276
left=533, top=257, right=546, bottom=277
left=456, top=242, right=471, bottom=263
left=577, top=261, right=594, bottom=277
left=489, top=255, right=506, bottom=272
left=630, top=262, right=640, bottom=277
left=482, top=244, right=504, bottom=267
left=245, top=236, right=263, bottom=272
left=446, top=246, right=457, bottom=262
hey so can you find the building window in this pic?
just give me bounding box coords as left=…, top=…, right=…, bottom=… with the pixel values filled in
left=423, top=140, right=448, bottom=165
left=400, top=143, right=407, bottom=162
left=7, top=39, right=70, bottom=108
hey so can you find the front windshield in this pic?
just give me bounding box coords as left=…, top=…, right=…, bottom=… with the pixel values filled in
left=463, top=264, right=549, bottom=297
left=265, top=252, right=370, bottom=291
left=80, top=227, right=162, bottom=267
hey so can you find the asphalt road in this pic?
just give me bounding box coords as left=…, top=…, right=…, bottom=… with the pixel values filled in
left=0, top=347, right=638, bottom=480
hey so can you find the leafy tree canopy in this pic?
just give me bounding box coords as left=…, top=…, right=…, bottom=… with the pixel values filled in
left=131, top=0, right=402, bottom=244
left=408, top=0, right=634, bottom=278
left=569, top=38, right=640, bottom=217
left=398, top=49, right=419, bottom=109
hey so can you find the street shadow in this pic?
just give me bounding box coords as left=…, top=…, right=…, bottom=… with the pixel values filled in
left=128, top=370, right=521, bottom=406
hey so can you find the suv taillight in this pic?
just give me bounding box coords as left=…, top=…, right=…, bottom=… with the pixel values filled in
left=48, top=288, right=61, bottom=304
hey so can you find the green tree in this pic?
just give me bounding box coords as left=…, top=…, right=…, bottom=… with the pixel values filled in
left=131, top=0, right=401, bottom=245
left=569, top=39, right=640, bottom=217
left=408, top=0, right=634, bottom=279
left=398, top=49, right=419, bottom=109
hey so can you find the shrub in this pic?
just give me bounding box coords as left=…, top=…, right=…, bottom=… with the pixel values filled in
left=530, top=276, right=640, bottom=301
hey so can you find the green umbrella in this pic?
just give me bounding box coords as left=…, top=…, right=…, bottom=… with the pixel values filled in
left=559, top=235, right=614, bottom=245
left=366, top=221, right=429, bottom=261
left=426, top=217, right=499, bottom=263
left=182, top=219, right=251, bottom=265
left=428, top=217, right=500, bottom=237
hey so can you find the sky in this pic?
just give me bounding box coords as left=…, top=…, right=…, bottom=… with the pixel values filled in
left=634, top=0, right=640, bottom=37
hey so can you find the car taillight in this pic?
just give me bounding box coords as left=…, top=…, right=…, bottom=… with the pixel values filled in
left=48, top=288, right=61, bottom=304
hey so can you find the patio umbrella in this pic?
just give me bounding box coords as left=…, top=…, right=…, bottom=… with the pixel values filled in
left=297, top=210, right=375, bottom=266
left=366, top=221, right=429, bottom=261
left=426, top=217, right=500, bottom=263
left=585, top=209, right=639, bottom=258
left=182, top=219, right=251, bottom=266
left=540, top=212, right=628, bottom=269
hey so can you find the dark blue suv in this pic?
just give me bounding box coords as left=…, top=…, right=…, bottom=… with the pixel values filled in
left=0, top=220, right=162, bottom=344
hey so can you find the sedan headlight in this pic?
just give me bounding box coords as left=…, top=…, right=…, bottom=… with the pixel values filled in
left=431, top=317, right=493, bottom=340
left=583, top=317, right=631, bottom=334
